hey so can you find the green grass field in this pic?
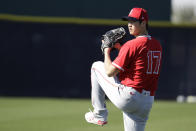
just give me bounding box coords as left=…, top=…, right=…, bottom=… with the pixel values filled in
left=0, top=97, right=195, bottom=131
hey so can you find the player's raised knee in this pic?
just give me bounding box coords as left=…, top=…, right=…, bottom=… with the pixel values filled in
left=91, top=61, right=104, bottom=69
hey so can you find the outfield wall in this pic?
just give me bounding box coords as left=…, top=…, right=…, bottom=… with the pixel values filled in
left=0, top=0, right=170, bottom=21
left=0, top=18, right=196, bottom=99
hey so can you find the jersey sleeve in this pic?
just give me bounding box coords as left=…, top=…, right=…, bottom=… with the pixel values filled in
left=112, top=42, right=136, bottom=71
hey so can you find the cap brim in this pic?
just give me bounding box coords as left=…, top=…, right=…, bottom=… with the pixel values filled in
left=121, top=16, right=139, bottom=21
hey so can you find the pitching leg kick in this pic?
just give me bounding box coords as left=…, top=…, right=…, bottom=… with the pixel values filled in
left=85, top=61, right=154, bottom=130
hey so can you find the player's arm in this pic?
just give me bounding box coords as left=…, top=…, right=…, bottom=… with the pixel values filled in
left=104, top=48, right=120, bottom=77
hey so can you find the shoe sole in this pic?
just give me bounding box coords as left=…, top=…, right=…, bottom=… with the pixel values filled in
left=85, top=116, right=107, bottom=126
left=86, top=120, right=107, bottom=126
left=85, top=110, right=108, bottom=126
left=97, top=120, right=107, bottom=126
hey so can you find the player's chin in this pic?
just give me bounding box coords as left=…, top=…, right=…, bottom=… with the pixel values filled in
left=129, top=31, right=134, bottom=36
left=129, top=30, right=134, bottom=35
left=129, top=31, right=138, bottom=36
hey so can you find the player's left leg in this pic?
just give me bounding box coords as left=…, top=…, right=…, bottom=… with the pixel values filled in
left=85, top=61, right=138, bottom=126
left=85, top=63, right=109, bottom=126
left=85, top=61, right=119, bottom=126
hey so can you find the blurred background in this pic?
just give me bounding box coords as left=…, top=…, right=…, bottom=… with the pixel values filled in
left=0, top=0, right=196, bottom=101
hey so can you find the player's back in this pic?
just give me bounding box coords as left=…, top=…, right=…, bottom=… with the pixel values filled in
left=135, top=36, right=162, bottom=92
left=118, top=36, right=162, bottom=94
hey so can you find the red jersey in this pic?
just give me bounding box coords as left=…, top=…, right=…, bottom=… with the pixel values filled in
left=112, top=35, right=162, bottom=94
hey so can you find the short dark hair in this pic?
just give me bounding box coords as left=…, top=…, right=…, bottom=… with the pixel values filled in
left=139, top=20, right=148, bottom=31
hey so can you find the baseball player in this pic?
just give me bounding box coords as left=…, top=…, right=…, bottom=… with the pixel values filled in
left=85, top=7, right=162, bottom=131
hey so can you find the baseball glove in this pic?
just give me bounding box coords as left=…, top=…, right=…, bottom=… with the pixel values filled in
left=101, top=27, right=126, bottom=53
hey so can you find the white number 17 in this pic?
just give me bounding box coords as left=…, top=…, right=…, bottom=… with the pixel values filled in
left=146, top=51, right=161, bottom=74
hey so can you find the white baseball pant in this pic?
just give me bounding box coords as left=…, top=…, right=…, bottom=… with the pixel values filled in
left=91, top=61, right=154, bottom=131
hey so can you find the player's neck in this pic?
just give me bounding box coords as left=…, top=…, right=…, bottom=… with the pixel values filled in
left=136, top=30, right=148, bottom=37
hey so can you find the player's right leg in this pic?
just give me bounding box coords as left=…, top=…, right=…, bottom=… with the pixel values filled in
left=122, top=94, right=154, bottom=131
left=123, top=112, right=146, bottom=131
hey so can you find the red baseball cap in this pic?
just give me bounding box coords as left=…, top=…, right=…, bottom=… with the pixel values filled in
left=122, top=8, right=148, bottom=22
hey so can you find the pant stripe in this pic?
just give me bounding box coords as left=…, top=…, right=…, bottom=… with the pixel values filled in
left=92, top=67, right=119, bottom=88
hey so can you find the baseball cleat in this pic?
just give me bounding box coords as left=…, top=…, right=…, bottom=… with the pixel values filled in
left=85, top=109, right=108, bottom=126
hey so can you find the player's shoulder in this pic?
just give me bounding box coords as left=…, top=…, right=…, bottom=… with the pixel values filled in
left=120, top=38, right=141, bottom=52
left=150, top=36, right=162, bottom=47
left=135, top=35, right=161, bottom=46
left=122, top=35, right=161, bottom=49
left=125, top=36, right=149, bottom=46
left=150, top=36, right=160, bottom=43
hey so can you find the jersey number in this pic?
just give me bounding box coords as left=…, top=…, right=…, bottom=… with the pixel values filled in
left=146, top=51, right=161, bottom=74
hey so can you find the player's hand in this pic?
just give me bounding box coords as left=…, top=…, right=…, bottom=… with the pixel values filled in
left=102, top=40, right=112, bottom=54
left=101, top=27, right=126, bottom=54
left=113, top=43, right=121, bottom=51
left=102, top=40, right=121, bottom=53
